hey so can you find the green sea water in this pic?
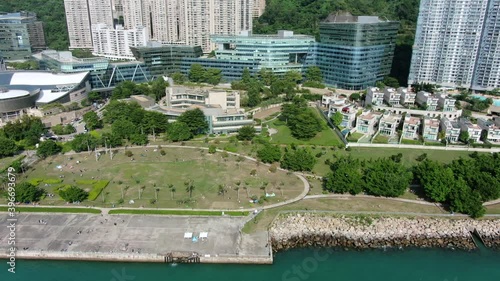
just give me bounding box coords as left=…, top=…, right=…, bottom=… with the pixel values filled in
left=2, top=248, right=500, bottom=281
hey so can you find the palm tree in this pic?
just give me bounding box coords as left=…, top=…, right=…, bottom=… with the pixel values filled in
left=234, top=186, right=240, bottom=200
left=139, top=186, right=146, bottom=199
left=261, top=181, right=269, bottom=194
left=277, top=187, right=283, bottom=196
left=155, top=188, right=160, bottom=200
left=218, top=184, right=225, bottom=197
left=243, top=186, right=249, bottom=198
left=185, top=180, right=195, bottom=198
left=171, top=187, right=176, bottom=199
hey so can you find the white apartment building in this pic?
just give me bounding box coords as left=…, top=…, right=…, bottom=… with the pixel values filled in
left=326, top=94, right=357, bottom=129
left=460, top=118, right=482, bottom=143
left=409, top=0, right=489, bottom=88
left=383, top=87, right=401, bottom=106
left=378, top=112, right=402, bottom=137
left=165, top=87, right=241, bottom=110
left=398, top=87, right=416, bottom=106
left=422, top=118, right=440, bottom=141
left=410, top=0, right=500, bottom=90
left=252, top=0, right=266, bottom=18
left=440, top=117, right=461, bottom=143
left=88, top=0, right=114, bottom=27
left=92, top=24, right=148, bottom=59
left=437, top=93, right=456, bottom=112
left=120, top=0, right=254, bottom=53
left=402, top=116, right=421, bottom=139
left=64, top=0, right=93, bottom=49
left=478, top=118, right=500, bottom=143
left=416, top=91, right=439, bottom=111
left=366, top=87, right=385, bottom=106
left=356, top=111, right=382, bottom=135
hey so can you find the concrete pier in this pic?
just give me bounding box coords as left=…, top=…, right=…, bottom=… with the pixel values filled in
left=0, top=213, right=272, bottom=264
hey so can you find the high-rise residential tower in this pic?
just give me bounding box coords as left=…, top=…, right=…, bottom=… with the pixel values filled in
left=65, top=0, right=114, bottom=49
left=409, top=0, right=500, bottom=90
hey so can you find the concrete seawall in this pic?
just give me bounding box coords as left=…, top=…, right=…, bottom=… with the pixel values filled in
left=0, top=251, right=273, bottom=264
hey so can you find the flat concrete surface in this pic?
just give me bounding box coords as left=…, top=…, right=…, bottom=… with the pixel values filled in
left=0, top=214, right=268, bottom=259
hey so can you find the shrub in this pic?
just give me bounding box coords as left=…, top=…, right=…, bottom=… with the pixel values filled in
left=250, top=169, right=257, bottom=176
left=117, top=198, right=124, bottom=204
left=59, top=186, right=88, bottom=203
left=208, top=145, right=217, bottom=154
left=160, top=149, right=166, bottom=156
left=125, top=150, right=133, bottom=157
left=269, top=164, right=278, bottom=173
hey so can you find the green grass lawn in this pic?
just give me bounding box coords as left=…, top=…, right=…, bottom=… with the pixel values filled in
left=108, top=209, right=249, bottom=216
left=0, top=155, right=23, bottom=171
left=12, top=147, right=304, bottom=209
left=372, top=134, right=389, bottom=144
left=401, top=139, right=423, bottom=145
left=267, top=108, right=343, bottom=146
left=0, top=206, right=101, bottom=214
left=347, top=132, right=364, bottom=142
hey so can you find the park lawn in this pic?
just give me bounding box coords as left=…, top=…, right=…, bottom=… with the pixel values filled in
left=15, top=147, right=304, bottom=209
left=108, top=209, right=249, bottom=216
left=0, top=155, right=23, bottom=171
left=0, top=206, right=101, bottom=214
left=242, top=197, right=448, bottom=234
left=267, top=108, right=343, bottom=147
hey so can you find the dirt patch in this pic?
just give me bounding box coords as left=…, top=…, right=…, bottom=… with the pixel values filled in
left=254, top=107, right=281, bottom=120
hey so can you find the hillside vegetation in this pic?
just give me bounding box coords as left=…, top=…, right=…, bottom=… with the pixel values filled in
left=0, top=0, right=68, bottom=50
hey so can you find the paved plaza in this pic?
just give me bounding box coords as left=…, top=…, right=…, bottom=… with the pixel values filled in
left=0, top=213, right=268, bottom=258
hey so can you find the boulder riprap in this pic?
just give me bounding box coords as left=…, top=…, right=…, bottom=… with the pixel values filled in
left=270, top=213, right=500, bottom=252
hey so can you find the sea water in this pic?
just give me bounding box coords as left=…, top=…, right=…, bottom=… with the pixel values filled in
left=2, top=248, right=500, bottom=281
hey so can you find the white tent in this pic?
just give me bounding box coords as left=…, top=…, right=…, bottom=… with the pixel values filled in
left=184, top=232, right=193, bottom=239
left=200, top=232, right=208, bottom=240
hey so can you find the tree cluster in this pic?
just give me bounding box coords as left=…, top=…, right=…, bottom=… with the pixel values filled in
left=0, top=115, right=46, bottom=149
left=51, top=124, right=76, bottom=135
left=14, top=182, right=45, bottom=203
left=111, top=78, right=168, bottom=102
left=324, top=156, right=413, bottom=197
left=280, top=97, right=322, bottom=140
left=37, top=140, right=62, bottom=158
left=59, top=186, right=88, bottom=203
left=324, top=152, right=500, bottom=218
left=280, top=146, right=316, bottom=171
left=188, top=64, right=222, bottom=85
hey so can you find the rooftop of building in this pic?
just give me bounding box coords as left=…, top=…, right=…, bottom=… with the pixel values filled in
left=0, top=88, right=31, bottom=100
left=381, top=113, right=402, bottom=123
left=0, top=71, right=89, bottom=104
left=0, top=11, right=36, bottom=20
left=322, top=12, right=393, bottom=24
left=358, top=111, right=382, bottom=121
left=212, top=30, right=315, bottom=40
left=404, top=116, right=421, bottom=125
left=424, top=118, right=440, bottom=127
left=37, top=50, right=108, bottom=63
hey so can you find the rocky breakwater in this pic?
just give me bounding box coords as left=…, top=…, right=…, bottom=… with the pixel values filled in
left=270, top=214, right=500, bottom=251
left=472, top=220, right=500, bottom=248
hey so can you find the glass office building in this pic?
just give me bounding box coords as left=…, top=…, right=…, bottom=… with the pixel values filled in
left=36, top=50, right=151, bottom=90
left=180, top=30, right=316, bottom=81
left=316, top=13, right=399, bottom=90
left=131, top=43, right=203, bottom=78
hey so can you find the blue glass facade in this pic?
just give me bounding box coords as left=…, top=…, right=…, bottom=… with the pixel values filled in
left=316, top=15, right=399, bottom=90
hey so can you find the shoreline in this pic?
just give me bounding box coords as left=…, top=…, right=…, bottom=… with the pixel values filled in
left=0, top=251, right=273, bottom=264
left=270, top=214, right=500, bottom=252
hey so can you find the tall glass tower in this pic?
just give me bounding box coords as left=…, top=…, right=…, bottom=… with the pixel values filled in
left=314, top=13, right=399, bottom=90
